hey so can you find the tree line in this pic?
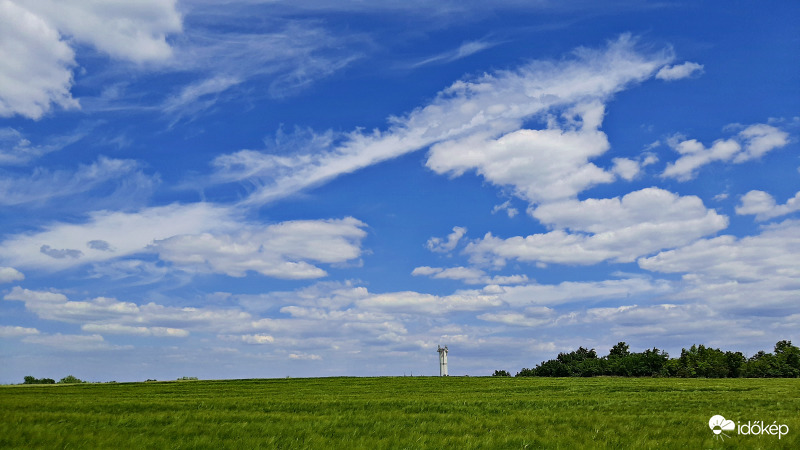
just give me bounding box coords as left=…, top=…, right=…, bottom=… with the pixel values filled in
left=23, top=375, right=84, bottom=384
left=493, top=340, right=800, bottom=378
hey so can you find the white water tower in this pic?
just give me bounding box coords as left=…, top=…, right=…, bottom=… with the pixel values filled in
left=437, top=345, right=448, bottom=376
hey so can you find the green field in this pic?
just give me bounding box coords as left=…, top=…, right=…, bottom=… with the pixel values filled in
left=1, top=377, right=798, bottom=448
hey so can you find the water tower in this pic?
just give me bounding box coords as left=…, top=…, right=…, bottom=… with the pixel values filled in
left=437, top=345, right=448, bottom=376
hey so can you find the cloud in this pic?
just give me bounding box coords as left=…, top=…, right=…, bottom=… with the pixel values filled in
left=0, top=0, right=78, bottom=119
left=491, top=201, right=518, bottom=218
left=155, top=217, right=367, bottom=279
left=638, top=219, right=800, bottom=283
left=412, top=265, right=529, bottom=285
left=0, top=156, right=155, bottom=207
left=21, top=333, right=122, bottom=351
left=467, top=187, right=728, bottom=266
left=655, top=61, right=704, bottom=81
left=218, top=333, right=275, bottom=344
left=0, top=203, right=238, bottom=271
left=0, top=266, right=24, bottom=283
left=209, top=35, right=672, bottom=204
left=427, top=101, right=616, bottom=203
left=3, top=286, right=252, bottom=334
left=411, top=39, right=500, bottom=68
left=736, top=190, right=800, bottom=221
left=662, top=123, right=789, bottom=180
left=0, top=325, right=39, bottom=337
left=0, top=0, right=183, bottom=119
left=18, top=0, right=182, bottom=63
left=0, top=126, right=86, bottom=166
left=81, top=324, right=189, bottom=338
left=40, top=245, right=82, bottom=260
left=425, top=226, right=467, bottom=253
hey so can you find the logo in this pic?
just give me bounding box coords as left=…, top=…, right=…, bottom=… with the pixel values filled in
left=708, top=414, right=789, bottom=441
left=708, top=415, right=735, bottom=440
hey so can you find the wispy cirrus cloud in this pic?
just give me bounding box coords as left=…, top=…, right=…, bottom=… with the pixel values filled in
left=210, top=35, right=673, bottom=205
left=410, top=39, right=501, bottom=68
left=0, top=156, right=156, bottom=207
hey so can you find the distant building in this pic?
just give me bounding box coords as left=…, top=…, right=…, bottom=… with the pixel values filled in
left=437, top=345, right=448, bottom=376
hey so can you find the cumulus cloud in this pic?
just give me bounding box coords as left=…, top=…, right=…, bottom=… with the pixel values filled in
left=81, top=324, right=188, bottom=338
left=209, top=35, right=672, bottom=204
left=655, top=61, right=704, bottom=81
left=736, top=190, right=800, bottom=221
left=3, top=286, right=249, bottom=334
left=662, top=123, right=789, bottom=180
left=18, top=0, right=182, bottom=63
left=0, top=324, right=39, bottom=337
left=0, top=203, right=238, bottom=271
left=0, top=0, right=78, bottom=119
left=0, top=0, right=182, bottom=119
left=427, top=101, right=616, bottom=203
left=467, top=187, right=728, bottom=266
left=638, top=219, right=800, bottom=283
left=425, top=226, right=467, bottom=253
left=412, top=265, right=529, bottom=285
left=22, top=333, right=122, bottom=351
left=155, top=217, right=367, bottom=279
left=0, top=266, right=24, bottom=283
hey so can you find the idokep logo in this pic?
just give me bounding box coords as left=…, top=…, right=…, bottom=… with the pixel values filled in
left=708, top=414, right=790, bottom=441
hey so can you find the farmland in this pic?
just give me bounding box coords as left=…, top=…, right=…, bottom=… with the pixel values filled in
left=1, top=377, right=798, bottom=448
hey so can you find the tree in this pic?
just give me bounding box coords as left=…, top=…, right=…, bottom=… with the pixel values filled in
left=23, top=376, right=55, bottom=384
left=608, top=342, right=630, bottom=359
left=58, top=375, right=83, bottom=384
left=492, top=370, right=511, bottom=377
left=774, top=340, right=800, bottom=377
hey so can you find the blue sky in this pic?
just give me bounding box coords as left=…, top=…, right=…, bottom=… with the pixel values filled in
left=1, top=0, right=798, bottom=382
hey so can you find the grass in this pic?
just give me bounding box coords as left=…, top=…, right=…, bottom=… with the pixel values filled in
left=1, top=377, right=798, bottom=448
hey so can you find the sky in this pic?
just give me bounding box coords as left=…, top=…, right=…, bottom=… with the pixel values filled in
left=0, top=0, right=798, bottom=382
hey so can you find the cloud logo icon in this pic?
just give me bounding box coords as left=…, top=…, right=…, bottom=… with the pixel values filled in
left=709, top=415, right=735, bottom=439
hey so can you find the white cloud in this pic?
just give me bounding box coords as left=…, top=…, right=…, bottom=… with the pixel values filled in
left=3, top=286, right=254, bottom=334
left=425, top=226, right=467, bottom=253
left=0, top=203, right=238, bottom=271
left=155, top=217, right=367, bottom=279
left=0, top=0, right=183, bottom=119
left=22, top=333, right=122, bottom=351
left=426, top=101, right=616, bottom=203
left=358, top=290, right=503, bottom=314
left=468, top=187, right=728, bottom=266
left=491, top=200, right=518, bottom=218
left=289, top=352, right=322, bottom=360
left=0, top=0, right=78, bottom=119
left=411, top=39, right=499, bottom=68
left=209, top=35, right=672, bottom=204
left=497, top=277, right=672, bottom=307
left=0, top=325, right=39, bottom=337
left=734, top=123, right=792, bottom=162
left=655, top=61, right=704, bottom=81
left=638, top=219, right=800, bottom=283
left=0, top=266, right=24, bottom=283
left=411, top=265, right=529, bottom=285
left=0, top=156, right=153, bottom=206
left=218, top=333, right=275, bottom=344
left=81, top=324, right=189, bottom=338
left=736, top=190, right=800, bottom=221
left=611, top=157, right=641, bottom=181
left=18, top=0, right=182, bottom=63
left=662, top=123, right=789, bottom=180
